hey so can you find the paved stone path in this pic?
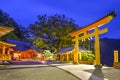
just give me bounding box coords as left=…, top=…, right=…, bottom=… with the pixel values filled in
left=1, top=60, right=120, bottom=80
left=0, top=66, right=80, bottom=80
left=85, top=67, right=120, bottom=80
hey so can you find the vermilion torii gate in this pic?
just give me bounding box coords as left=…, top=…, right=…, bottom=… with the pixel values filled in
left=70, top=11, right=116, bottom=65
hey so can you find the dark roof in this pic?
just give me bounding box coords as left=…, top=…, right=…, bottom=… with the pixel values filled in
left=56, top=46, right=73, bottom=54
left=56, top=46, right=90, bottom=54
left=6, top=38, right=42, bottom=52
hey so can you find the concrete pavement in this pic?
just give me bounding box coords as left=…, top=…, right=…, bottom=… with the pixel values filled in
left=1, top=60, right=120, bottom=80
left=0, top=66, right=80, bottom=80
left=54, top=64, right=109, bottom=80
left=6, top=63, right=110, bottom=80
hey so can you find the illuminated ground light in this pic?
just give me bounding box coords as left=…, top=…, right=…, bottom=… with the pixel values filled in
left=41, top=60, right=46, bottom=64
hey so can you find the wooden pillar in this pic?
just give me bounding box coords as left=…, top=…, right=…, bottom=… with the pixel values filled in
left=60, top=54, right=63, bottom=62
left=66, top=53, right=69, bottom=62
left=2, top=46, right=6, bottom=55
left=114, top=50, right=119, bottom=62
left=94, top=27, right=101, bottom=65
left=2, top=46, right=6, bottom=63
left=74, top=35, right=79, bottom=63
left=7, top=50, right=10, bottom=55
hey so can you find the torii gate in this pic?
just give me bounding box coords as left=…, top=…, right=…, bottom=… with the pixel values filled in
left=70, top=11, right=116, bottom=65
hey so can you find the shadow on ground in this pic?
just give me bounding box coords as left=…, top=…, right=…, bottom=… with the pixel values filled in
left=0, top=60, right=60, bottom=65
left=88, top=66, right=105, bottom=80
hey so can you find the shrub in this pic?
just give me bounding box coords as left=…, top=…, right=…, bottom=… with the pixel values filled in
left=0, top=65, right=7, bottom=68
left=80, top=52, right=95, bottom=61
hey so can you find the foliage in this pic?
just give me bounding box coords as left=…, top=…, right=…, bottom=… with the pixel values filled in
left=0, top=9, right=25, bottom=40
left=79, top=38, right=91, bottom=50
left=44, top=50, right=52, bottom=55
left=44, top=50, right=53, bottom=60
left=80, top=52, right=95, bottom=61
left=26, top=14, right=78, bottom=52
left=0, top=65, right=7, bottom=68
left=0, top=32, right=18, bottom=41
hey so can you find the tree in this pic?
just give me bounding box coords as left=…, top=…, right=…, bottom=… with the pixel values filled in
left=0, top=9, right=25, bottom=41
left=80, top=52, right=95, bottom=61
left=26, top=14, right=78, bottom=52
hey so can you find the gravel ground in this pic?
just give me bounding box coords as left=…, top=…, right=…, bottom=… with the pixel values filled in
left=84, top=67, right=120, bottom=80
left=0, top=66, right=81, bottom=80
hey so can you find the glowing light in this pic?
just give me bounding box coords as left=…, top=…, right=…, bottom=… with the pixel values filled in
left=91, top=37, right=93, bottom=40
left=98, top=24, right=104, bottom=27
left=82, top=39, right=84, bottom=42
left=41, top=60, right=46, bottom=64
left=89, top=28, right=94, bottom=31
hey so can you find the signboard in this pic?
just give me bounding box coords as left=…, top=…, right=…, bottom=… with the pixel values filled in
left=114, top=50, right=119, bottom=62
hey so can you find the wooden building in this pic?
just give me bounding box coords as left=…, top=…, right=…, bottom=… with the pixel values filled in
left=0, top=41, right=16, bottom=61
left=0, top=26, right=15, bottom=62
left=56, top=46, right=92, bottom=63
left=0, top=26, right=14, bottom=37
left=6, top=38, right=44, bottom=60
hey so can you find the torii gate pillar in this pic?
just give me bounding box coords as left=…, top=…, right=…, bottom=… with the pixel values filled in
left=94, top=27, right=101, bottom=65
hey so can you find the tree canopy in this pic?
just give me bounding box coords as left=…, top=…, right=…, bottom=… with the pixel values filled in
left=26, top=14, right=78, bottom=52
left=0, top=9, right=25, bottom=40
left=0, top=9, right=90, bottom=53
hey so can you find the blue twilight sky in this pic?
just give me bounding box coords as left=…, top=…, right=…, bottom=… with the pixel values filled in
left=0, top=0, right=120, bottom=39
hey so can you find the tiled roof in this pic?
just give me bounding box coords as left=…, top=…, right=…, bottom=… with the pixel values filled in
left=56, top=46, right=90, bottom=54
left=56, top=46, right=73, bottom=54
left=6, top=38, right=42, bottom=52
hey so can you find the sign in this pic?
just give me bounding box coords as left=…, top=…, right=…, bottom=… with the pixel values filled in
left=114, top=50, right=119, bottom=62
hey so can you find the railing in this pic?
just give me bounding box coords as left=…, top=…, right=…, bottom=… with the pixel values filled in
left=0, top=54, right=11, bottom=61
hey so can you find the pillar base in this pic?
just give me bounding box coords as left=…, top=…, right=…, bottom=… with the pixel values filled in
left=94, top=65, right=102, bottom=69
left=73, top=61, right=79, bottom=64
